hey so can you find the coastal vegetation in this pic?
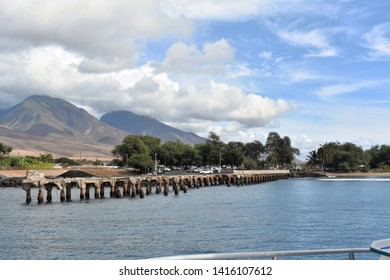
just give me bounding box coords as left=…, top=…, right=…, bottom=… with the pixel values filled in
left=306, top=142, right=390, bottom=172
left=0, top=150, right=53, bottom=170
left=2, top=136, right=390, bottom=174
left=1, top=142, right=54, bottom=169
left=111, top=131, right=299, bottom=172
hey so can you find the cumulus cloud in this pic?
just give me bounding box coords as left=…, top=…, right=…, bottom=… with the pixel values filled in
left=0, top=0, right=297, bottom=141
left=151, top=39, right=235, bottom=74
left=0, top=44, right=294, bottom=130
left=0, top=0, right=193, bottom=71
left=121, top=75, right=295, bottom=129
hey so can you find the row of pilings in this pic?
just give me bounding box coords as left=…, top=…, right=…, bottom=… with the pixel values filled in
left=21, top=170, right=290, bottom=204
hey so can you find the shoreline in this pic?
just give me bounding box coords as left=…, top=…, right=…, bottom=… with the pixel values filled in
left=325, top=171, right=390, bottom=178
left=2, top=169, right=390, bottom=180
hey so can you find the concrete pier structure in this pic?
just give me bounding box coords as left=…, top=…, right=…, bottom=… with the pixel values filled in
left=20, top=170, right=290, bottom=204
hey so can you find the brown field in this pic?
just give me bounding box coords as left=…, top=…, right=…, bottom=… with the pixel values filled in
left=0, top=168, right=133, bottom=178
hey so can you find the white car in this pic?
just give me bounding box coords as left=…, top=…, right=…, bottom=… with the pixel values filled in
left=199, top=168, right=213, bottom=174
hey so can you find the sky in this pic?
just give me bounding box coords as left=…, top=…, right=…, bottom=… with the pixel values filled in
left=0, top=0, right=389, bottom=159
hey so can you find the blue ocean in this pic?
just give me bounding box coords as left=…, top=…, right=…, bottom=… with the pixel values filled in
left=1, top=177, right=389, bottom=260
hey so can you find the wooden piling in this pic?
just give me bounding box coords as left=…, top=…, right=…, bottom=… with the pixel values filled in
left=66, top=185, right=71, bottom=202
left=37, top=189, right=44, bottom=204
left=46, top=186, right=52, bottom=203
left=80, top=188, right=85, bottom=200
left=110, top=185, right=115, bottom=198
left=60, top=189, right=65, bottom=202
left=26, top=188, right=32, bottom=204
left=85, top=185, right=90, bottom=199
left=99, top=185, right=104, bottom=198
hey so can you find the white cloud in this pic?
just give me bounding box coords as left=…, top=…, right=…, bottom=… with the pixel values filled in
left=160, top=0, right=318, bottom=21
left=365, top=22, right=390, bottom=59
left=125, top=78, right=295, bottom=129
left=0, top=44, right=294, bottom=131
left=152, top=39, right=235, bottom=74
left=160, top=0, right=277, bottom=20
left=315, top=80, right=390, bottom=99
left=278, top=29, right=338, bottom=57
left=259, top=51, right=273, bottom=60
left=289, top=71, right=323, bottom=83
left=0, top=0, right=193, bottom=70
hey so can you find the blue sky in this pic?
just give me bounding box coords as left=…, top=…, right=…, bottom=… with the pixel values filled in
left=0, top=0, right=389, bottom=159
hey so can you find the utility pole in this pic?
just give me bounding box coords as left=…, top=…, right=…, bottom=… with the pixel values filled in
left=154, top=153, right=158, bottom=175
left=219, top=148, right=223, bottom=172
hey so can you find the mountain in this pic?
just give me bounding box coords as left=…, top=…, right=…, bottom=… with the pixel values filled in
left=0, top=95, right=206, bottom=158
left=0, top=108, right=8, bottom=119
left=100, top=110, right=206, bottom=145
left=0, top=95, right=127, bottom=145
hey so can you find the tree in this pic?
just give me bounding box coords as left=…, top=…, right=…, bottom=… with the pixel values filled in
left=39, top=153, right=54, bottom=163
left=244, top=140, right=265, bottom=161
left=128, top=153, right=154, bottom=172
left=309, top=141, right=365, bottom=172
left=265, top=132, right=299, bottom=167
left=224, top=141, right=244, bottom=167
left=195, top=132, right=225, bottom=166
left=139, top=135, right=161, bottom=157
left=160, top=141, right=192, bottom=167
left=366, top=145, right=390, bottom=169
left=206, top=131, right=225, bottom=165
left=306, top=150, right=320, bottom=169
left=318, top=142, right=337, bottom=170
left=55, top=157, right=80, bottom=166
left=0, top=142, right=12, bottom=156
left=112, top=135, right=149, bottom=165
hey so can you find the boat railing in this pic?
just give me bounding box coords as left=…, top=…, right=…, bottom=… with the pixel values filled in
left=149, top=248, right=372, bottom=260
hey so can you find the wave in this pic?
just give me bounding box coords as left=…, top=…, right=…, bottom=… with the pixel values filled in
left=319, top=177, right=390, bottom=182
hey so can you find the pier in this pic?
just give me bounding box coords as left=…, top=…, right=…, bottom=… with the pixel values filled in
left=20, top=170, right=290, bottom=204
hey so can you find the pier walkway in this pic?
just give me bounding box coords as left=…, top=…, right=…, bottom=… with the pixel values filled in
left=20, top=170, right=290, bottom=204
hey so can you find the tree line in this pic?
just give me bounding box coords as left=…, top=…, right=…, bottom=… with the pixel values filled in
left=3, top=134, right=390, bottom=173
left=111, top=131, right=300, bottom=172
left=306, top=142, right=390, bottom=172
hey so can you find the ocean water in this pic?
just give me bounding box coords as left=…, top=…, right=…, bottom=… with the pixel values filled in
left=0, top=177, right=389, bottom=260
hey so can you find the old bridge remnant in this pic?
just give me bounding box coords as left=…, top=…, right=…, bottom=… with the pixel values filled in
left=21, top=170, right=290, bottom=204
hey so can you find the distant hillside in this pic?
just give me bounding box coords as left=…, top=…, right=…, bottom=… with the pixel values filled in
left=0, top=125, right=114, bottom=159
left=100, top=110, right=206, bottom=145
left=0, top=95, right=206, bottom=158
left=0, top=95, right=127, bottom=145
left=0, top=108, right=8, bottom=119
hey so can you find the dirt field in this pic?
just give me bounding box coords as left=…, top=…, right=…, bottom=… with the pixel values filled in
left=0, top=168, right=134, bottom=178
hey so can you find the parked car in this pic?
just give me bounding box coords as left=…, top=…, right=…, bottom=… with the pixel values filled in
left=200, top=168, right=213, bottom=174
left=212, top=166, right=221, bottom=173
left=187, top=166, right=200, bottom=173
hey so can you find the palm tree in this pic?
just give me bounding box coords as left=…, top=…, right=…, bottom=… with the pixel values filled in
left=318, top=143, right=335, bottom=170
left=306, top=150, right=320, bottom=169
